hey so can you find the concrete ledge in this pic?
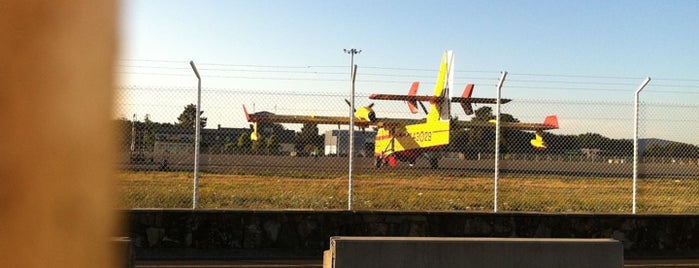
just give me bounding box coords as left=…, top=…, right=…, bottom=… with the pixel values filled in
left=326, top=237, right=622, bottom=268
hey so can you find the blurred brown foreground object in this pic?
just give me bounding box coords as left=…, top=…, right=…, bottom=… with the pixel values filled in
left=0, top=1, right=120, bottom=267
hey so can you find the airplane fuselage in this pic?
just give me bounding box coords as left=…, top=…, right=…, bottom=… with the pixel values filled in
left=374, top=120, right=450, bottom=165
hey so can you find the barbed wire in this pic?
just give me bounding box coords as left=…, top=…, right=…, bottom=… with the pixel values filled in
left=117, top=85, right=699, bottom=104
left=119, top=59, right=699, bottom=81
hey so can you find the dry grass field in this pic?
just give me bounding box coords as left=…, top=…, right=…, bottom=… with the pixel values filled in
left=117, top=170, right=698, bottom=213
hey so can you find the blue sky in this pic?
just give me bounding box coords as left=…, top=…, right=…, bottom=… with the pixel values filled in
left=120, top=0, right=698, bottom=76
left=118, top=0, right=699, bottom=143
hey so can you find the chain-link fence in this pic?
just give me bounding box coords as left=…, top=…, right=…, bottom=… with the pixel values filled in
left=115, top=70, right=699, bottom=213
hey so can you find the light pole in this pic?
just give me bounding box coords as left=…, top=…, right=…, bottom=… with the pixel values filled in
left=190, top=60, right=201, bottom=209
left=344, top=48, right=360, bottom=210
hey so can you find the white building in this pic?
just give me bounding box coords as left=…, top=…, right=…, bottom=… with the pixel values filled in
left=324, top=130, right=376, bottom=157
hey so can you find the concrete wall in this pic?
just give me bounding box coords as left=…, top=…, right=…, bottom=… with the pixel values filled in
left=327, top=237, right=623, bottom=268
left=123, top=210, right=699, bottom=260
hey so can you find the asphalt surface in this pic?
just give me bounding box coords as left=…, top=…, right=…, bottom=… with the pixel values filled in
left=125, top=154, right=699, bottom=178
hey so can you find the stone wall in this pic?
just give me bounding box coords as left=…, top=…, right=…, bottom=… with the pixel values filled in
left=123, top=210, right=698, bottom=260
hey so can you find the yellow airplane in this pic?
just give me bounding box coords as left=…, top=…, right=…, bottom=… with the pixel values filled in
left=243, top=50, right=558, bottom=168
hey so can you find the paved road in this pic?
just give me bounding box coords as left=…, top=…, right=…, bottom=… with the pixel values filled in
left=135, top=259, right=699, bottom=268
left=125, top=154, right=699, bottom=179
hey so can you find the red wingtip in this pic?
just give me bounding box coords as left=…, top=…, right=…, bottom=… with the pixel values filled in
left=462, top=84, right=474, bottom=98
left=407, top=82, right=420, bottom=114
left=243, top=105, right=251, bottom=122
left=544, top=115, right=559, bottom=129
left=409, top=82, right=419, bottom=95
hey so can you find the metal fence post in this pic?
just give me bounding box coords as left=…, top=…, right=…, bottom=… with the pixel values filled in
left=344, top=48, right=360, bottom=210
left=633, top=77, right=651, bottom=214
left=494, top=71, right=507, bottom=212
left=190, top=60, right=201, bottom=209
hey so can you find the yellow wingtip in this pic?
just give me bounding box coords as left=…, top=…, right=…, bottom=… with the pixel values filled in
left=530, top=132, right=546, bottom=149
left=250, top=122, right=259, bottom=141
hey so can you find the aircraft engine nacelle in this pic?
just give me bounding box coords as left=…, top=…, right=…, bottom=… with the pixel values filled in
left=354, top=105, right=376, bottom=122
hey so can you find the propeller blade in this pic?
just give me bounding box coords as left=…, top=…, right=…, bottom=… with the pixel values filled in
left=344, top=99, right=356, bottom=112
left=419, top=102, right=428, bottom=115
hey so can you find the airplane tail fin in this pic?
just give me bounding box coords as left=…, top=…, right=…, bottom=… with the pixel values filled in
left=406, top=82, right=420, bottom=114
left=427, top=50, right=454, bottom=122
left=459, top=84, right=475, bottom=115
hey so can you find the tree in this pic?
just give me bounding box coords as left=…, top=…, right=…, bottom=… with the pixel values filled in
left=237, top=132, right=251, bottom=154
left=467, top=107, right=496, bottom=153
left=251, top=138, right=264, bottom=154
left=578, top=133, right=605, bottom=149
left=666, top=142, right=698, bottom=158
left=449, top=129, right=469, bottom=152
left=114, top=117, right=133, bottom=151
left=266, top=134, right=280, bottom=154
left=464, top=106, right=524, bottom=153
left=176, top=104, right=207, bottom=129
left=224, top=142, right=236, bottom=154
left=298, top=123, right=320, bottom=154
left=142, top=114, right=156, bottom=151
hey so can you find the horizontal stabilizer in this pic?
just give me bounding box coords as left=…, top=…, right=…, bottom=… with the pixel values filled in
left=450, top=84, right=511, bottom=115
left=369, top=94, right=440, bottom=102
left=459, top=84, right=474, bottom=115
left=407, top=82, right=419, bottom=114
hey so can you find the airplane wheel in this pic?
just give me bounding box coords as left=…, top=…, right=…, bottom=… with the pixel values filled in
left=429, top=157, right=439, bottom=169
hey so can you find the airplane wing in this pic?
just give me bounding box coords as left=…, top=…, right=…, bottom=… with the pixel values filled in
left=369, top=93, right=442, bottom=102
left=373, top=117, right=426, bottom=128
left=244, top=105, right=424, bottom=128
left=452, top=115, right=559, bottom=149
left=452, top=115, right=559, bottom=131
left=247, top=112, right=369, bottom=126
left=450, top=97, right=511, bottom=104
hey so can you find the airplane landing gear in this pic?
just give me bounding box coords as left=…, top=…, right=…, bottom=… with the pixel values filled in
left=375, top=155, right=397, bottom=168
